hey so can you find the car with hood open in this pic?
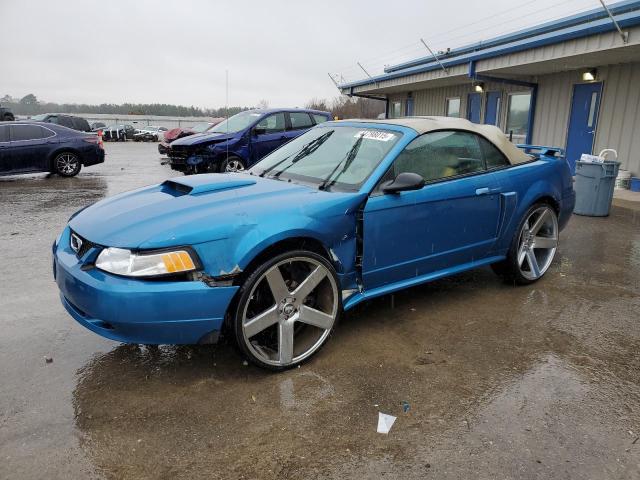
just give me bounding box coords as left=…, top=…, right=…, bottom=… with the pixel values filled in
left=52, top=117, right=575, bottom=370
left=158, top=120, right=224, bottom=155
left=167, top=108, right=331, bottom=174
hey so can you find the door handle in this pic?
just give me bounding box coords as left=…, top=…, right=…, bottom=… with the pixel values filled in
left=475, top=187, right=490, bottom=195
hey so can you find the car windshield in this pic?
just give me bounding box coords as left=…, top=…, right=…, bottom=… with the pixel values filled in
left=191, top=122, right=211, bottom=133
left=31, top=114, right=47, bottom=121
left=209, top=111, right=263, bottom=134
left=249, top=126, right=401, bottom=192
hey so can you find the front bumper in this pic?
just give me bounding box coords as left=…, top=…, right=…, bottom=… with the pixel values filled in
left=53, top=228, right=239, bottom=345
left=168, top=148, right=220, bottom=172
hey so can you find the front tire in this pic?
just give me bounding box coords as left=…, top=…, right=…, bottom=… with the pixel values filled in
left=53, top=152, right=81, bottom=177
left=492, top=203, right=559, bottom=284
left=220, top=156, right=246, bottom=173
left=232, top=250, right=341, bottom=370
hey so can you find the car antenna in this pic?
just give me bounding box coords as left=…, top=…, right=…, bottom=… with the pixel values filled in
left=225, top=69, right=230, bottom=169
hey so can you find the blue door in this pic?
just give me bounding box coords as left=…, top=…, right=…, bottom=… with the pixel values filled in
left=484, top=92, right=501, bottom=126
left=8, top=124, right=53, bottom=173
left=566, top=82, right=602, bottom=174
left=361, top=130, right=503, bottom=289
left=467, top=93, right=482, bottom=123
left=251, top=112, right=287, bottom=162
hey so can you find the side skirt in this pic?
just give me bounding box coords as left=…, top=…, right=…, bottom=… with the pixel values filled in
left=343, top=255, right=505, bottom=311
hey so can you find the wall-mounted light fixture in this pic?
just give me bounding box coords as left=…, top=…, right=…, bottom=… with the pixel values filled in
left=474, top=82, right=485, bottom=93
left=582, top=69, right=597, bottom=81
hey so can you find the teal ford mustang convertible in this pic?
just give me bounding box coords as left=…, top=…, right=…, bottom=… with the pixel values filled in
left=53, top=117, right=575, bottom=369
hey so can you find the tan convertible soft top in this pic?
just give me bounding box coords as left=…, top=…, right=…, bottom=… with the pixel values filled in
left=345, top=116, right=531, bottom=165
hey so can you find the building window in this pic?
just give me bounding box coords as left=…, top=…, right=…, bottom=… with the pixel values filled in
left=505, top=92, right=532, bottom=143
left=445, top=97, right=460, bottom=117
left=391, top=101, right=402, bottom=118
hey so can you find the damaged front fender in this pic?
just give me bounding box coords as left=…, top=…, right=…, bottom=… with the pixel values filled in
left=191, top=192, right=368, bottom=293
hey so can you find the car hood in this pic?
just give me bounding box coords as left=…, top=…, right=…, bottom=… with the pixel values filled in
left=170, top=131, right=236, bottom=146
left=164, top=127, right=193, bottom=142
left=69, top=173, right=364, bottom=250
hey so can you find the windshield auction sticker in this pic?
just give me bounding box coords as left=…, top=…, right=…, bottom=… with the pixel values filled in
left=355, top=131, right=395, bottom=141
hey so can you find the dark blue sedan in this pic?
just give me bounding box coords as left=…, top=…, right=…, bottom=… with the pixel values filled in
left=0, top=122, right=105, bottom=177
left=53, top=117, right=574, bottom=370
left=168, top=108, right=331, bottom=174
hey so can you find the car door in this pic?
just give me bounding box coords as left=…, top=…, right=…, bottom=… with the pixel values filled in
left=7, top=124, right=55, bottom=173
left=362, top=130, right=503, bottom=289
left=0, top=125, right=11, bottom=174
left=250, top=112, right=287, bottom=161
left=284, top=112, right=315, bottom=142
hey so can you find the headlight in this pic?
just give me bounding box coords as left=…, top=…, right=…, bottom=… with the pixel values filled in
left=95, top=247, right=198, bottom=277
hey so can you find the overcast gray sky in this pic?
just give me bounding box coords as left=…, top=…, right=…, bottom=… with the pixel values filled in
left=2, top=0, right=599, bottom=108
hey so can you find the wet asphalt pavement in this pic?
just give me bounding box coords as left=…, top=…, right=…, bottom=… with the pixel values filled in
left=1, top=142, right=639, bottom=479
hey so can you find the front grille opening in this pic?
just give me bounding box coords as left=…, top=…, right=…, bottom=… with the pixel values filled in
left=70, top=230, right=97, bottom=258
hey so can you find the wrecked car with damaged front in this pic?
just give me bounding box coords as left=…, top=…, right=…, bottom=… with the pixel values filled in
left=53, top=117, right=575, bottom=370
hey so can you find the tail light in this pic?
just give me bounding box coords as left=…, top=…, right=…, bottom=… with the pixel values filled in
left=83, top=134, right=104, bottom=150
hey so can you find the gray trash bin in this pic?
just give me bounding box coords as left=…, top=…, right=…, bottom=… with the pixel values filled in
left=573, top=160, right=620, bottom=216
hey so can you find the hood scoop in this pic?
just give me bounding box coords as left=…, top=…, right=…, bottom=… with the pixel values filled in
left=161, top=174, right=256, bottom=196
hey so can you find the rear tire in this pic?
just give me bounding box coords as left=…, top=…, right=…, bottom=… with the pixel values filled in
left=53, top=152, right=81, bottom=177
left=493, top=202, right=559, bottom=285
left=3, top=113, right=14, bottom=122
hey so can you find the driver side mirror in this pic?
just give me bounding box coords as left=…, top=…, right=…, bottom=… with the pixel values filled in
left=253, top=127, right=266, bottom=136
left=381, top=172, right=425, bottom=194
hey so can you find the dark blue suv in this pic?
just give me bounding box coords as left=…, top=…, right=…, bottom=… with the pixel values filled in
left=168, top=108, right=331, bottom=174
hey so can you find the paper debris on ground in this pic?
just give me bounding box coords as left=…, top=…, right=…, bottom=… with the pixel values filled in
left=377, top=412, right=397, bottom=434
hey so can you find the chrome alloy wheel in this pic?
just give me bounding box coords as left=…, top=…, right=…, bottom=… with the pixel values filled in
left=56, top=153, right=79, bottom=175
left=225, top=158, right=245, bottom=172
left=241, top=257, right=339, bottom=367
left=517, top=205, right=558, bottom=281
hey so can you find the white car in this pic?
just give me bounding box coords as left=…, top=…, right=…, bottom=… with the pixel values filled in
left=133, top=125, right=168, bottom=142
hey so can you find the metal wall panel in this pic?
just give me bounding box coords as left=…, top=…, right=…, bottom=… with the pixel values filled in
left=530, top=71, right=577, bottom=148
left=389, top=63, right=640, bottom=175
left=385, top=62, right=640, bottom=174
left=477, top=26, right=640, bottom=72
left=595, top=62, right=640, bottom=174
left=389, top=82, right=527, bottom=126
left=532, top=63, right=640, bottom=174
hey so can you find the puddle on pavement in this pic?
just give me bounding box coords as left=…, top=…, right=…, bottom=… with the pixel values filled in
left=1, top=143, right=640, bottom=479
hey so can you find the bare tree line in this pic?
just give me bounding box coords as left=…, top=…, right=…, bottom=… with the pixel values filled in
left=1, top=93, right=385, bottom=119
left=305, top=96, right=385, bottom=119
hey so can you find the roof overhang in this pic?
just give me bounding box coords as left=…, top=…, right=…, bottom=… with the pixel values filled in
left=340, top=1, right=640, bottom=96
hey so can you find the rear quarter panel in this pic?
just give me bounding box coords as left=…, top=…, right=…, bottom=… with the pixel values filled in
left=491, top=156, right=573, bottom=254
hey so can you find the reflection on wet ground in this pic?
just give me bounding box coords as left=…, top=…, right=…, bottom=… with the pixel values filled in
left=1, top=143, right=639, bottom=479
